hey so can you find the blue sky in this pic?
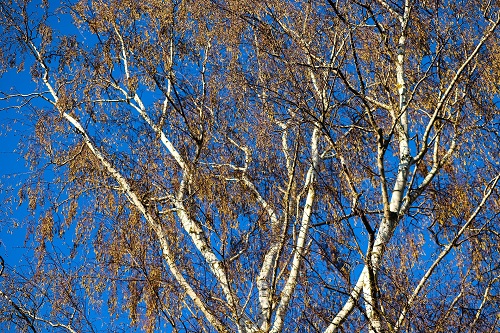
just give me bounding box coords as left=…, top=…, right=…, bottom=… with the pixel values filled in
left=0, top=67, right=33, bottom=267
left=1, top=1, right=500, bottom=332
left=0, top=0, right=83, bottom=271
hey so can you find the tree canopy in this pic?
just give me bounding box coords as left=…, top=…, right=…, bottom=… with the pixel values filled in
left=1, top=0, right=500, bottom=332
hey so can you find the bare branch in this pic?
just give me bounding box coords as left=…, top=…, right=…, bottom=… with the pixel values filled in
left=395, top=173, right=500, bottom=331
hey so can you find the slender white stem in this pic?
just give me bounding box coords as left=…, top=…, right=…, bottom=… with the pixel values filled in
left=31, top=43, right=228, bottom=331
left=323, top=268, right=366, bottom=333
left=395, top=173, right=500, bottom=331
left=270, top=127, right=320, bottom=333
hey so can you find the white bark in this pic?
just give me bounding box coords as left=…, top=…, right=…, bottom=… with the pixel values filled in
left=270, top=127, right=320, bottom=333
left=64, top=113, right=229, bottom=332
left=112, top=27, right=251, bottom=330
left=255, top=123, right=296, bottom=331
left=468, top=275, right=500, bottom=333
left=395, top=173, right=500, bottom=331
left=323, top=269, right=366, bottom=333
left=64, top=112, right=228, bottom=332
left=0, top=289, right=77, bottom=333
left=173, top=189, right=244, bottom=328
left=7, top=4, right=500, bottom=333
left=253, top=176, right=280, bottom=331
left=27, top=38, right=229, bottom=332
left=363, top=3, right=411, bottom=332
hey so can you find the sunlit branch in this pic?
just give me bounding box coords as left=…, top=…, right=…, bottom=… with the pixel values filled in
left=64, top=115, right=228, bottom=332
left=0, top=91, right=50, bottom=111
left=468, top=275, right=500, bottom=333
left=414, top=14, right=500, bottom=164
left=400, top=131, right=458, bottom=215
left=173, top=172, right=249, bottom=331
left=28, top=315, right=77, bottom=333
left=373, top=0, right=402, bottom=22
left=270, top=127, right=320, bottom=333
left=363, top=2, right=412, bottom=331
left=113, top=25, right=131, bottom=81
left=2, top=259, right=45, bottom=332
left=0, top=91, right=50, bottom=100
left=254, top=124, right=291, bottom=330
left=23, top=32, right=230, bottom=330
left=324, top=270, right=365, bottom=333
left=270, top=142, right=299, bottom=296
left=395, top=173, right=500, bottom=331
left=110, top=26, right=187, bottom=171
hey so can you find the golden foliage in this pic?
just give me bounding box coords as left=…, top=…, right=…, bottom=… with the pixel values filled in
left=1, top=0, right=500, bottom=332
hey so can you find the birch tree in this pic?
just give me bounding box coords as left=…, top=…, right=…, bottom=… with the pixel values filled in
left=1, top=0, right=500, bottom=332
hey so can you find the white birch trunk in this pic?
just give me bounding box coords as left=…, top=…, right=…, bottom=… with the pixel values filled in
left=111, top=27, right=252, bottom=331
left=256, top=123, right=294, bottom=331
left=323, top=269, right=366, bottom=333
left=269, top=127, right=320, bottom=333
left=364, top=3, right=411, bottom=330
left=64, top=111, right=229, bottom=333
left=28, top=38, right=231, bottom=332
